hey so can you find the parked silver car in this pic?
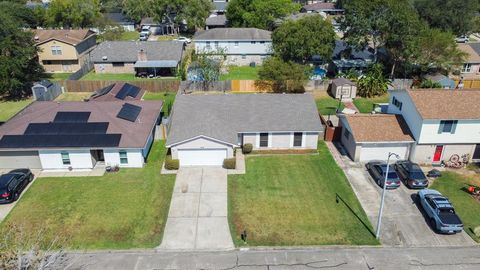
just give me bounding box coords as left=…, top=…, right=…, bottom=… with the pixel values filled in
left=366, top=161, right=401, bottom=189
left=418, top=189, right=463, bottom=234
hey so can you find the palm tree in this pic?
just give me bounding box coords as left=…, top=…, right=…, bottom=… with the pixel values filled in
left=357, top=63, right=391, bottom=98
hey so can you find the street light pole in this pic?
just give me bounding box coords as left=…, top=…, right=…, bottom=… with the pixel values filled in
left=375, top=152, right=400, bottom=239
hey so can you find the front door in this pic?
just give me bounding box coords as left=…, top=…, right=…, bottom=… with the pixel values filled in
left=473, top=144, right=480, bottom=160
left=433, top=145, right=444, bottom=162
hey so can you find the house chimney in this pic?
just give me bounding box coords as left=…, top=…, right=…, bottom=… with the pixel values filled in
left=138, top=49, right=147, bottom=61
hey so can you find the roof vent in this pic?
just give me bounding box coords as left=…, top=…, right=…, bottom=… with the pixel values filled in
left=34, top=36, right=39, bottom=40
left=102, top=56, right=108, bottom=61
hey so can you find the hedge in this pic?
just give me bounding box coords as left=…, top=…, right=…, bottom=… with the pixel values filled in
left=223, top=158, right=236, bottom=169
left=165, top=156, right=179, bottom=170
left=242, top=143, right=253, bottom=154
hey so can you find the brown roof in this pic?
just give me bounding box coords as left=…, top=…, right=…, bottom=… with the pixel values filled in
left=343, top=114, right=414, bottom=142
left=33, top=29, right=96, bottom=46
left=89, top=83, right=146, bottom=102
left=0, top=101, right=162, bottom=149
left=407, top=89, right=480, bottom=120
left=457, top=43, right=480, bottom=63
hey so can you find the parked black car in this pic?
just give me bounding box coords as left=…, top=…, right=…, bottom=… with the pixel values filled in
left=366, top=161, right=401, bottom=189
left=394, top=160, right=429, bottom=189
left=0, top=169, right=34, bottom=204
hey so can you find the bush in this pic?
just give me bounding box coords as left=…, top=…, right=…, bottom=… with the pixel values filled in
left=165, top=156, right=179, bottom=170
left=242, top=143, right=253, bottom=154
left=223, top=158, right=236, bottom=169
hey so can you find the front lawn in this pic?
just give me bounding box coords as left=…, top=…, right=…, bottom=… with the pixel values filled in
left=430, top=171, right=480, bottom=242
left=316, top=94, right=344, bottom=116
left=0, top=99, right=33, bottom=122
left=1, top=141, right=176, bottom=249
left=228, top=142, right=378, bottom=246
left=353, top=95, right=389, bottom=113
left=220, top=66, right=259, bottom=81
left=81, top=71, right=179, bottom=81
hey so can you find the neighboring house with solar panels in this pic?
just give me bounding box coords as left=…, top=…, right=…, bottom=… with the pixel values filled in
left=90, top=41, right=184, bottom=77
left=87, top=83, right=145, bottom=102
left=0, top=101, right=162, bottom=170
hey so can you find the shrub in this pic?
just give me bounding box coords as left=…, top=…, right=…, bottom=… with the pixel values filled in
left=242, top=143, right=253, bottom=154
left=223, top=158, right=236, bottom=169
left=165, top=156, right=179, bottom=170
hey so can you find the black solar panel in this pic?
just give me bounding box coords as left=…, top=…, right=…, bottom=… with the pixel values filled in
left=24, top=122, right=109, bottom=135
left=53, top=112, right=91, bottom=123
left=90, top=84, right=115, bottom=99
left=0, top=134, right=121, bottom=148
left=116, top=103, right=142, bottom=122
left=115, top=84, right=141, bottom=100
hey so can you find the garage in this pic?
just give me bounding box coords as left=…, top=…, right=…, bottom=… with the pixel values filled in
left=359, top=144, right=410, bottom=162
left=177, top=149, right=227, bottom=166
left=0, top=151, right=42, bottom=169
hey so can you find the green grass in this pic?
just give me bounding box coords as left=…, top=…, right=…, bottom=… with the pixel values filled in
left=119, top=31, right=140, bottom=41
left=353, top=95, right=389, bottom=113
left=44, top=73, right=72, bottom=81
left=143, top=92, right=176, bottom=116
left=430, top=172, right=480, bottom=242
left=1, top=141, right=176, bottom=249
left=81, top=71, right=179, bottom=81
left=0, top=99, right=33, bottom=122
left=220, top=66, right=259, bottom=81
left=228, top=142, right=378, bottom=246
left=316, top=94, right=344, bottom=116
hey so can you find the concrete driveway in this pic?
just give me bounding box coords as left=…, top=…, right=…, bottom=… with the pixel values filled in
left=159, top=167, right=234, bottom=250
left=344, top=161, right=476, bottom=247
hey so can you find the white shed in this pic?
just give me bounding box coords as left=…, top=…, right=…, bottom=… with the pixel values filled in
left=330, top=78, right=357, bottom=100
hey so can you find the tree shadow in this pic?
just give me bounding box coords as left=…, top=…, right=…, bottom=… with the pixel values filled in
left=335, top=193, right=376, bottom=237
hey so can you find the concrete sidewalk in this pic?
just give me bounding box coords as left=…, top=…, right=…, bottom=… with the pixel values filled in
left=159, top=167, right=234, bottom=250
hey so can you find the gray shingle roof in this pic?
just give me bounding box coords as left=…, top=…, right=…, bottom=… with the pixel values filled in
left=206, top=15, right=227, bottom=26
left=166, top=94, right=323, bottom=146
left=193, top=28, right=271, bottom=41
left=91, top=41, right=184, bottom=63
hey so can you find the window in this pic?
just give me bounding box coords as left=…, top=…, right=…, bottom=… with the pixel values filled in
left=51, top=46, right=62, bottom=55
left=439, top=120, right=458, bottom=134
left=214, top=41, right=219, bottom=48
left=392, top=96, right=403, bottom=110
left=462, top=63, right=472, bottom=73
left=241, top=55, right=246, bottom=59
left=251, top=41, right=256, bottom=44
left=119, top=150, right=128, bottom=164
left=112, top=62, right=124, bottom=67
left=61, top=152, right=71, bottom=165
left=206, top=41, right=211, bottom=49
left=293, top=132, right=303, bottom=147
left=259, top=133, right=269, bottom=147
left=234, top=41, right=239, bottom=47
left=344, top=129, right=350, bottom=139
left=260, top=41, right=265, bottom=44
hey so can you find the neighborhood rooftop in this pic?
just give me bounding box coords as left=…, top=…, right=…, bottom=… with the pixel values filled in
left=33, top=29, right=95, bottom=45
left=166, top=94, right=322, bottom=146
left=405, top=89, right=480, bottom=120
left=91, top=41, right=184, bottom=63
left=342, top=114, right=414, bottom=143
left=193, top=28, right=272, bottom=41
left=0, top=101, right=162, bottom=149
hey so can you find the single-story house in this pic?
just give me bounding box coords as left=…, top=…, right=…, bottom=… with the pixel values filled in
left=328, top=41, right=375, bottom=75
left=330, top=78, right=357, bottom=100
left=456, top=43, right=480, bottom=80
left=91, top=41, right=184, bottom=77
left=166, top=94, right=323, bottom=166
left=0, top=101, right=162, bottom=170
left=87, top=83, right=145, bottom=102
left=424, top=74, right=456, bottom=89
left=104, top=13, right=136, bottom=32
left=206, top=14, right=227, bottom=29
left=193, top=28, right=272, bottom=66
left=339, top=114, right=415, bottom=162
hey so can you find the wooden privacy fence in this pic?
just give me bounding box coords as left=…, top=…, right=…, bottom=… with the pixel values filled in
left=453, top=79, right=480, bottom=89
left=60, top=80, right=181, bottom=93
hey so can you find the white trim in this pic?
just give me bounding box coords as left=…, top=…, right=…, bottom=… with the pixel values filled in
left=301, top=132, right=306, bottom=148
left=166, top=135, right=237, bottom=148
left=268, top=132, right=272, bottom=147
left=255, top=133, right=260, bottom=148
left=289, top=133, right=294, bottom=148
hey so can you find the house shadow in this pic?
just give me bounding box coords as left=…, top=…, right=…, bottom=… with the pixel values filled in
left=335, top=193, right=376, bottom=237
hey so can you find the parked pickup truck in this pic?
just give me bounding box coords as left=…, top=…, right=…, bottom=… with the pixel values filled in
left=418, top=189, right=463, bottom=234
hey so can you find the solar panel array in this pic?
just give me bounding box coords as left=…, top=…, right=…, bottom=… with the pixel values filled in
left=0, top=111, right=122, bottom=148
left=90, top=84, right=115, bottom=99
left=116, top=103, right=142, bottom=122
left=115, top=84, right=141, bottom=100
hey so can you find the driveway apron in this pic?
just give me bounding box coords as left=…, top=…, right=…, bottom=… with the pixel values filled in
left=159, top=167, right=234, bottom=250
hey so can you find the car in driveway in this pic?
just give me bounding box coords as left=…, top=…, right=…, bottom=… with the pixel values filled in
left=0, top=169, right=34, bottom=204
left=394, top=160, right=428, bottom=189
left=366, top=161, right=401, bottom=189
left=418, top=189, right=463, bottom=234
left=174, top=36, right=191, bottom=44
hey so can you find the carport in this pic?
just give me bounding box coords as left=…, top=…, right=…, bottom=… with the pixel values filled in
left=134, top=60, right=178, bottom=77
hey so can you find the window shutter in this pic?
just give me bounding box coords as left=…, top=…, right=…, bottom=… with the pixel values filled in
left=438, top=121, right=445, bottom=134
left=450, top=120, right=458, bottom=134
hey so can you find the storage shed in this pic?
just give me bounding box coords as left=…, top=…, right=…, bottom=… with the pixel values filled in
left=330, top=78, right=357, bottom=100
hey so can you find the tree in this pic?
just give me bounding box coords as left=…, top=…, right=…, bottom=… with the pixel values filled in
left=99, top=26, right=126, bottom=41
left=226, top=0, right=300, bottom=30
left=46, top=0, right=101, bottom=28
left=192, top=49, right=225, bottom=91
left=419, top=79, right=442, bottom=89
left=0, top=1, right=37, bottom=27
left=356, top=63, right=390, bottom=98
left=414, top=0, right=479, bottom=36
left=0, top=4, right=44, bottom=99
left=256, top=56, right=312, bottom=93
left=122, top=0, right=154, bottom=23
left=272, top=15, right=335, bottom=64
left=153, top=0, right=213, bottom=33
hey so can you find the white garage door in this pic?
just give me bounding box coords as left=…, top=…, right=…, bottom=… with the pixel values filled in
left=178, top=149, right=227, bottom=166
left=0, top=151, right=42, bottom=169
left=359, top=144, right=409, bottom=162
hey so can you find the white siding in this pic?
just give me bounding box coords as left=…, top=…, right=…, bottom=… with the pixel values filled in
left=417, top=120, right=480, bottom=144
left=39, top=150, right=93, bottom=170
left=104, top=149, right=144, bottom=168
left=241, top=132, right=318, bottom=150
left=387, top=90, right=423, bottom=140
left=195, top=41, right=272, bottom=56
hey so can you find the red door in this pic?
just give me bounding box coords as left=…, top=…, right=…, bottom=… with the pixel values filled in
left=433, top=145, right=443, bottom=162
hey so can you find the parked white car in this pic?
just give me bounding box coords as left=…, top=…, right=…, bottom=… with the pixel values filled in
left=175, top=36, right=191, bottom=44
